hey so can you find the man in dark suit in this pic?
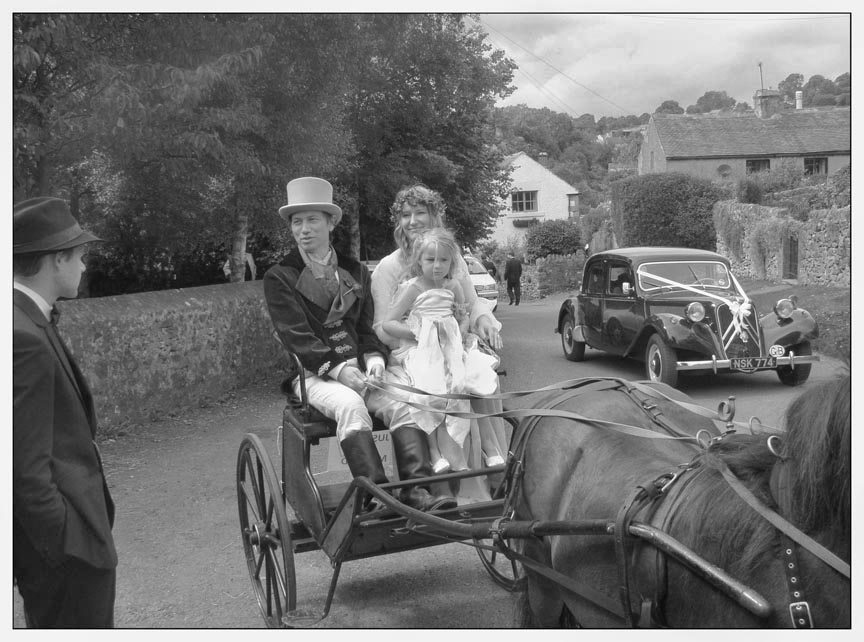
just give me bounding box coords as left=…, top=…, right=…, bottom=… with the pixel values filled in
left=503, top=254, right=523, bottom=306
left=13, top=197, right=117, bottom=628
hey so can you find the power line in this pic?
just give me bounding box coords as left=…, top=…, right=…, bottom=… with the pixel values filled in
left=485, top=33, right=586, bottom=116
left=480, top=17, right=636, bottom=115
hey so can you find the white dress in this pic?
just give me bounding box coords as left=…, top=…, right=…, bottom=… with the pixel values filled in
left=369, top=249, right=510, bottom=503
left=389, top=281, right=499, bottom=452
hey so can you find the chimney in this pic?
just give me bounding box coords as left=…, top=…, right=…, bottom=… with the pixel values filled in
left=537, top=151, right=549, bottom=167
left=753, top=89, right=782, bottom=118
left=795, top=90, right=803, bottom=110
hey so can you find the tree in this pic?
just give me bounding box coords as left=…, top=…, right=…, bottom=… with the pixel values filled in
left=687, top=90, right=736, bottom=114
left=802, top=74, right=839, bottom=107
left=778, top=73, right=804, bottom=101
left=344, top=14, right=516, bottom=258
left=655, top=99, right=684, bottom=114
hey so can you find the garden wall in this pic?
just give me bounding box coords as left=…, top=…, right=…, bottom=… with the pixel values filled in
left=713, top=201, right=850, bottom=286
left=55, top=281, right=284, bottom=433
left=507, top=251, right=586, bottom=301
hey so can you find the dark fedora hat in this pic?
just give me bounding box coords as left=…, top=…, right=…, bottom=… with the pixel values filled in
left=13, top=197, right=102, bottom=254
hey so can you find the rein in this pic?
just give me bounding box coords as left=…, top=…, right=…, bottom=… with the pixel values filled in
left=367, top=376, right=754, bottom=442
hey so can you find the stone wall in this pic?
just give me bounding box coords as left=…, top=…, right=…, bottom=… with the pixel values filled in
left=506, top=252, right=586, bottom=301
left=714, top=200, right=850, bottom=286
left=798, top=207, right=851, bottom=286
left=55, top=281, right=283, bottom=432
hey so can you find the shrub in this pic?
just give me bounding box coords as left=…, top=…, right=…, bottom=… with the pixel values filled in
left=523, top=219, right=581, bottom=262
left=610, top=172, right=721, bottom=249
left=737, top=178, right=763, bottom=204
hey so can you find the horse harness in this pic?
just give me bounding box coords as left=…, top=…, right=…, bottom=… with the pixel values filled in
left=499, top=380, right=710, bottom=627
left=500, top=380, right=849, bottom=628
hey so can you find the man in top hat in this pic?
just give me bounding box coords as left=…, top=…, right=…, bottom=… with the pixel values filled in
left=13, top=197, right=117, bottom=627
left=264, top=177, right=455, bottom=512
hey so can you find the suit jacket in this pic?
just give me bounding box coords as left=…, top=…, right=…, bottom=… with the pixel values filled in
left=504, top=257, right=523, bottom=284
left=13, top=289, right=117, bottom=572
left=264, top=249, right=388, bottom=381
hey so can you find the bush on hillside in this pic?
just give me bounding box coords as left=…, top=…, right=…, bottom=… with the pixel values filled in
left=610, top=172, right=721, bottom=249
left=523, top=219, right=581, bottom=262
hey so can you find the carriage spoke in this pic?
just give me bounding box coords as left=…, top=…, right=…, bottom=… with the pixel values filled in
left=239, top=479, right=262, bottom=523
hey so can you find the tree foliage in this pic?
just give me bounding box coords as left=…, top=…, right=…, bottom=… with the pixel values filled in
left=655, top=99, right=684, bottom=114
left=686, top=90, right=736, bottom=114
left=13, top=13, right=515, bottom=294
left=610, top=172, right=722, bottom=250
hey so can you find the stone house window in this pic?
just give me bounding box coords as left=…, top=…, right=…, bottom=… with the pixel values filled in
left=511, top=190, right=538, bottom=212
left=804, top=157, right=828, bottom=175
left=746, top=158, right=771, bottom=174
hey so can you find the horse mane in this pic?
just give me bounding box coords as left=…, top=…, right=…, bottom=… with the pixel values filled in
left=776, top=373, right=851, bottom=538
left=678, top=373, right=851, bottom=575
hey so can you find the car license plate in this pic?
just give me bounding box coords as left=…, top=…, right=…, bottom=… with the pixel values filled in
left=730, top=356, right=777, bottom=372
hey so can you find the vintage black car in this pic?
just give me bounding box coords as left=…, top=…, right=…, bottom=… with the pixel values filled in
left=555, top=247, right=819, bottom=387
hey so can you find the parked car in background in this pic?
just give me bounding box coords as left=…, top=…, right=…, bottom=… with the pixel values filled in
left=554, top=247, right=819, bottom=387
left=464, top=255, right=499, bottom=312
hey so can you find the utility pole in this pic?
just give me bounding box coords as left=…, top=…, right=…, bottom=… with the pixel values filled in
left=758, top=62, right=764, bottom=91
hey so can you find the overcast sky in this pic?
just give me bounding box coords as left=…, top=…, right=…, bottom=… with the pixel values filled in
left=474, top=12, right=851, bottom=119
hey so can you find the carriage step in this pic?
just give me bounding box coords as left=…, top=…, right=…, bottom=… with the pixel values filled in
left=281, top=608, right=326, bottom=628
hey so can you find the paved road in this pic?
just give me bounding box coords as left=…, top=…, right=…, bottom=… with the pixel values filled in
left=12, top=294, right=845, bottom=629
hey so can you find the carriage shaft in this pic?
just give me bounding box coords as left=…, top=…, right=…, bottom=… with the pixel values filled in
left=629, top=522, right=772, bottom=619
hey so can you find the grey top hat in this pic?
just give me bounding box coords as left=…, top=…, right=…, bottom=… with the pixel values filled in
left=13, top=197, right=102, bottom=254
left=278, top=177, right=342, bottom=226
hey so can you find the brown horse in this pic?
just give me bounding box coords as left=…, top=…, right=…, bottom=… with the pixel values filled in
left=511, top=375, right=850, bottom=628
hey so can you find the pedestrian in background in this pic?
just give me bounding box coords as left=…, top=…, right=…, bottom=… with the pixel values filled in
left=480, top=254, right=497, bottom=281
left=504, top=253, right=523, bottom=306
left=13, top=197, right=117, bottom=628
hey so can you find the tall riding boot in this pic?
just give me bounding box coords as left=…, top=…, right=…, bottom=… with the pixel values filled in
left=391, top=426, right=458, bottom=511
left=340, top=431, right=390, bottom=512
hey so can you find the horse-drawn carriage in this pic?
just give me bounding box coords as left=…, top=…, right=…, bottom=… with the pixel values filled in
left=235, top=353, right=850, bottom=628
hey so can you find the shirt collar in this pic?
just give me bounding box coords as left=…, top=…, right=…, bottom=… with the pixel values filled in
left=13, top=282, right=53, bottom=321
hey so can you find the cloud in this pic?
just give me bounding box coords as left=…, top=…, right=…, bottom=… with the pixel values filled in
left=478, top=13, right=851, bottom=118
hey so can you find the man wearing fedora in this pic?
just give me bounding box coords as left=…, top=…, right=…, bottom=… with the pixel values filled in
left=264, top=177, right=455, bottom=512
left=13, top=197, right=117, bottom=627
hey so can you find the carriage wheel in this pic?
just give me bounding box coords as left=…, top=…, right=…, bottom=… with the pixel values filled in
left=560, top=312, right=586, bottom=362
left=474, top=536, right=524, bottom=592
left=237, top=434, right=296, bottom=627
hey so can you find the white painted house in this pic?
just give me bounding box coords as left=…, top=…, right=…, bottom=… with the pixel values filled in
left=487, top=151, right=579, bottom=247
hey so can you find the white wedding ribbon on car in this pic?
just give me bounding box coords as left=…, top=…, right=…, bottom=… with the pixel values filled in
left=635, top=268, right=754, bottom=351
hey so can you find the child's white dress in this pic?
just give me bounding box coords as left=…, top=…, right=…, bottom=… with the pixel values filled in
left=388, top=279, right=499, bottom=458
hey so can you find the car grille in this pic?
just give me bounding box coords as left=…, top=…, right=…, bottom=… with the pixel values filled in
left=715, top=302, right=763, bottom=359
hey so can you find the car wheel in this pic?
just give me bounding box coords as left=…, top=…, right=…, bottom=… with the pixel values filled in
left=645, top=335, right=678, bottom=387
left=560, top=312, right=586, bottom=362
left=776, top=342, right=813, bottom=386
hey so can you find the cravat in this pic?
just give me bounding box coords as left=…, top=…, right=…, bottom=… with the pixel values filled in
left=50, top=306, right=61, bottom=326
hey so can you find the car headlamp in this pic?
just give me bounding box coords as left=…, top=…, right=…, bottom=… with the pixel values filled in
left=774, top=298, right=796, bottom=319
left=685, top=302, right=705, bottom=323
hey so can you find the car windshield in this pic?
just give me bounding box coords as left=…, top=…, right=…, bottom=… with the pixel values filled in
left=464, top=257, right=488, bottom=275
left=637, top=261, right=732, bottom=292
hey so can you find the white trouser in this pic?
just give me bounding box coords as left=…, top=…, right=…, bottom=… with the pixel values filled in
left=292, top=375, right=374, bottom=442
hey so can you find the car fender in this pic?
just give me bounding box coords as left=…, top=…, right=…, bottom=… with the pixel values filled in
left=556, top=298, right=588, bottom=340
left=629, top=313, right=720, bottom=358
left=759, top=308, right=819, bottom=349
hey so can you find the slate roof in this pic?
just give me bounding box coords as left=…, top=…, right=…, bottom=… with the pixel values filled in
left=653, top=109, right=850, bottom=159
